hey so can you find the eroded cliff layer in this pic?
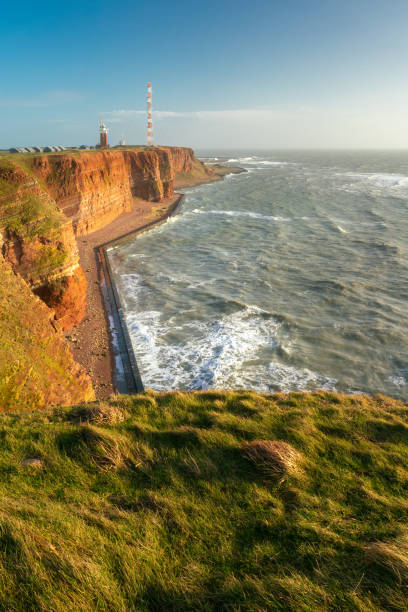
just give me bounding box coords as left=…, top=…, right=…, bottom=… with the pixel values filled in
left=0, top=147, right=211, bottom=332
left=0, top=160, right=85, bottom=329
left=29, top=147, right=213, bottom=235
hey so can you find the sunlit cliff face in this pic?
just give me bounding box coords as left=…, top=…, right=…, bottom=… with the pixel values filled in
left=1, top=147, right=207, bottom=331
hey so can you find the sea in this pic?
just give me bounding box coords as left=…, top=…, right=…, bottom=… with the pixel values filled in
left=107, top=150, right=408, bottom=399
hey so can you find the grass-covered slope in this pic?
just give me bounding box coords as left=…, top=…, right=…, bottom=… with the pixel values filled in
left=1, top=390, right=407, bottom=610
left=173, top=156, right=216, bottom=188
left=0, top=256, right=93, bottom=410
left=0, top=158, right=73, bottom=285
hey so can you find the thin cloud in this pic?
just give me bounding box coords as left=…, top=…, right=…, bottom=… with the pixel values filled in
left=101, top=108, right=296, bottom=123
left=101, top=109, right=146, bottom=122
left=99, top=105, right=408, bottom=149
left=0, top=90, right=83, bottom=108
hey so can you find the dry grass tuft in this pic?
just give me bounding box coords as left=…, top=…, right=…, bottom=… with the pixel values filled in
left=68, top=403, right=128, bottom=425
left=364, top=530, right=408, bottom=580
left=79, top=425, right=130, bottom=471
left=242, top=439, right=302, bottom=480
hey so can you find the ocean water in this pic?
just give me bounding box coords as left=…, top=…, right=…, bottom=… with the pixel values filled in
left=108, top=150, right=408, bottom=398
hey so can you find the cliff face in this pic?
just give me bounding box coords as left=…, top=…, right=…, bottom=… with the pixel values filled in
left=34, top=266, right=87, bottom=330
left=0, top=147, right=209, bottom=333
left=0, top=255, right=94, bottom=411
left=29, top=147, right=210, bottom=236
left=0, top=161, right=85, bottom=329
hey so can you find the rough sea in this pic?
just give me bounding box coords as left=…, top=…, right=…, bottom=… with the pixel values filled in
left=107, top=150, right=408, bottom=399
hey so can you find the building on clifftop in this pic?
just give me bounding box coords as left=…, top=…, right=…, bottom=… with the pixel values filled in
left=98, top=120, right=109, bottom=149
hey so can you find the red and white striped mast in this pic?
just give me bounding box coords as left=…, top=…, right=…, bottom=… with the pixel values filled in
left=147, top=82, right=153, bottom=146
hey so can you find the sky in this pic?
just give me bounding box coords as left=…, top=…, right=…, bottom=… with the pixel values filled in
left=1, top=0, right=408, bottom=149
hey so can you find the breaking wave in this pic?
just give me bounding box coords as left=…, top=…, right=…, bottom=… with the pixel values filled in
left=227, top=156, right=256, bottom=162
left=124, top=300, right=334, bottom=392
left=191, top=208, right=289, bottom=222
left=339, top=172, right=408, bottom=196
left=346, top=172, right=408, bottom=186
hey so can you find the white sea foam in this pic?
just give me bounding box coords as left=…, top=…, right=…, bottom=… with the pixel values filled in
left=122, top=272, right=146, bottom=294
left=340, top=172, right=408, bottom=191
left=253, top=160, right=289, bottom=166
left=226, top=157, right=291, bottom=167
left=388, top=375, right=407, bottom=387
left=125, top=305, right=272, bottom=390
left=266, top=363, right=337, bottom=393
left=122, top=292, right=336, bottom=393
left=227, top=156, right=256, bottom=162
left=191, top=208, right=289, bottom=222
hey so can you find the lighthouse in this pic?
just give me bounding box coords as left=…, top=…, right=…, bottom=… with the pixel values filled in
left=99, top=120, right=109, bottom=148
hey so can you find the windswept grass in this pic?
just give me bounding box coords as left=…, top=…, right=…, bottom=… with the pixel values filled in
left=0, top=390, right=407, bottom=610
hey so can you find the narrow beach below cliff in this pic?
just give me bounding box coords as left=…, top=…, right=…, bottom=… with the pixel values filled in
left=66, top=195, right=180, bottom=398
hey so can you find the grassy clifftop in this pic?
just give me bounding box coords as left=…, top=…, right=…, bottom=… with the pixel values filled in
left=1, top=390, right=407, bottom=610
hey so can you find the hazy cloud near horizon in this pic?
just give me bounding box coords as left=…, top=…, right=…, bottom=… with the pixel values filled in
left=3, top=104, right=408, bottom=150
left=98, top=107, right=408, bottom=150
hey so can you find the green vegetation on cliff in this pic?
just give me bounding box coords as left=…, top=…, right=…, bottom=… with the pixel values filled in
left=0, top=257, right=93, bottom=411
left=3, top=193, right=64, bottom=241
left=0, top=390, right=407, bottom=610
left=0, top=158, right=69, bottom=283
left=174, top=156, right=215, bottom=187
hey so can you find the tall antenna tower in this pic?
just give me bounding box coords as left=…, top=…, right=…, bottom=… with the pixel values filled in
left=147, top=82, right=153, bottom=146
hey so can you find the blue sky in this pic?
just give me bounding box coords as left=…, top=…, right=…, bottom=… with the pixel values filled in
left=2, top=0, right=408, bottom=148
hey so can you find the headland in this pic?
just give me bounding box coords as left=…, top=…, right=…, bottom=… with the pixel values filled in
left=0, top=146, right=244, bottom=407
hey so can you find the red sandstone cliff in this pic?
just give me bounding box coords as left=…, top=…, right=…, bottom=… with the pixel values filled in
left=1, top=147, right=211, bottom=332
left=0, top=162, right=85, bottom=329
left=29, top=147, right=213, bottom=235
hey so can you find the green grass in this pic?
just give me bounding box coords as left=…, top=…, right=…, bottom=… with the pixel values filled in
left=4, top=194, right=65, bottom=240
left=0, top=159, right=70, bottom=283
left=0, top=390, right=407, bottom=610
